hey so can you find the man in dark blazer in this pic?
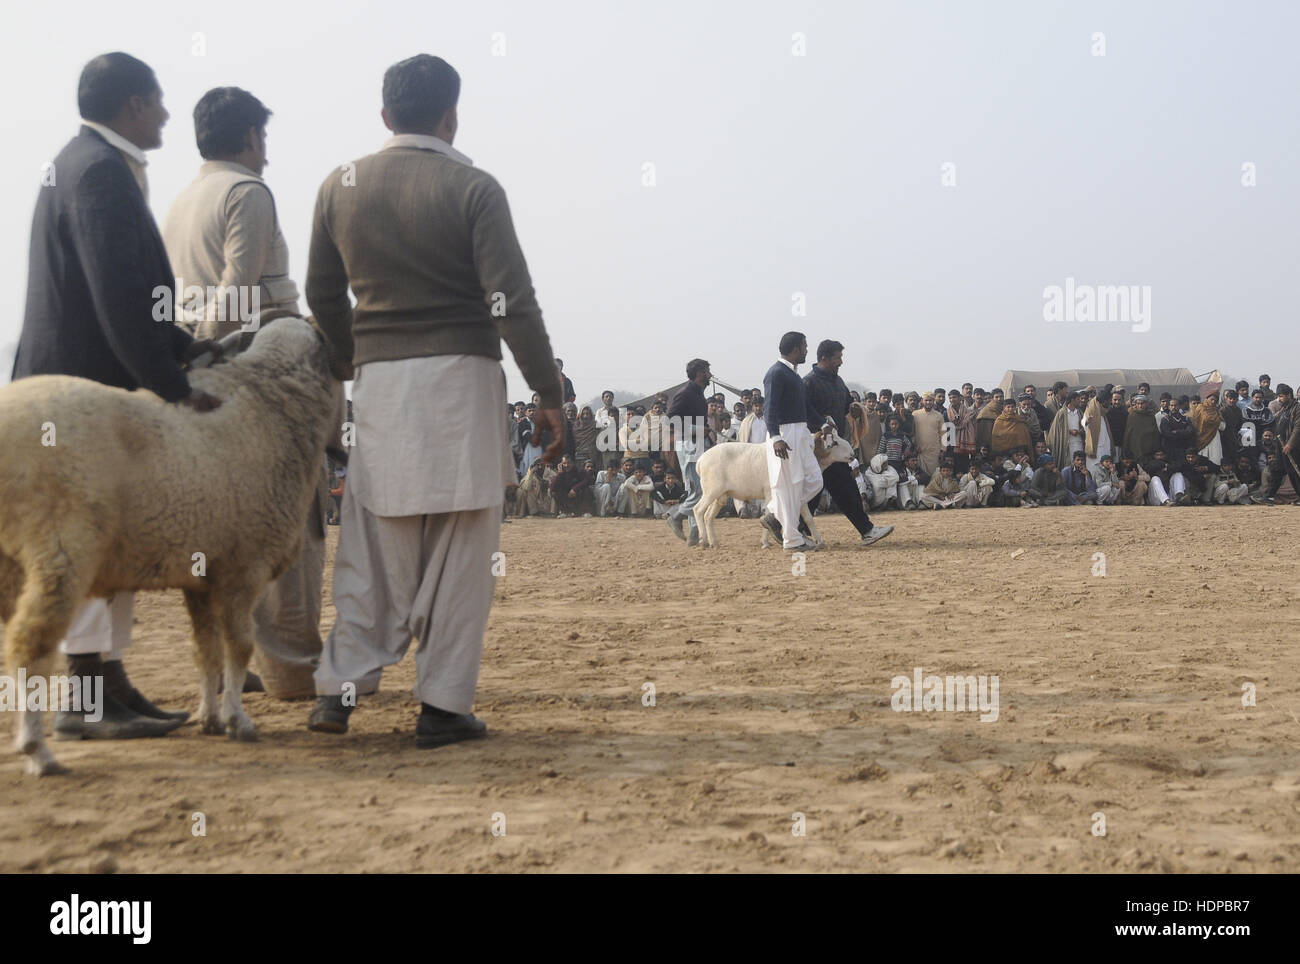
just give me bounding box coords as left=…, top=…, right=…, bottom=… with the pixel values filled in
left=12, top=52, right=220, bottom=739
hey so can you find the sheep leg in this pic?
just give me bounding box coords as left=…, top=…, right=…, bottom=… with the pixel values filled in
left=215, top=594, right=259, bottom=743
left=800, top=505, right=826, bottom=548
left=183, top=589, right=223, bottom=734
left=692, top=497, right=719, bottom=549
left=6, top=566, right=80, bottom=776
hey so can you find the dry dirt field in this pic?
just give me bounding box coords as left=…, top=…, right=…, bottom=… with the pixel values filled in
left=2, top=506, right=1299, bottom=873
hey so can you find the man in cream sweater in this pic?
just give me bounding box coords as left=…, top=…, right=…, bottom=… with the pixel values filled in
left=162, top=87, right=324, bottom=700
left=305, top=54, right=564, bottom=748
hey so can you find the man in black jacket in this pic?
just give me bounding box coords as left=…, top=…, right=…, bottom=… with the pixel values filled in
left=803, top=339, right=892, bottom=547
left=12, top=53, right=219, bottom=740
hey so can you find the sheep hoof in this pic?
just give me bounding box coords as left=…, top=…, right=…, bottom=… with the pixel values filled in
left=200, top=717, right=225, bottom=735
left=25, top=749, right=68, bottom=777
left=226, top=717, right=258, bottom=742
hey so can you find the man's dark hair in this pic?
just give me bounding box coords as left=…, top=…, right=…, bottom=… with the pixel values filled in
left=602, top=389, right=614, bottom=399
left=816, top=339, right=844, bottom=360
left=1052, top=381, right=1068, bottom=392
left=686, top=358, right=710, bottom=381
left=382, top=54, right=460, bottom=132
left=1260, top=374, right=1271, bottom=381
left=779, top=331, right=806, bottom=356
left=193, top=87, right=271, bottom=159
left=78, top=52, right=158, bottom=123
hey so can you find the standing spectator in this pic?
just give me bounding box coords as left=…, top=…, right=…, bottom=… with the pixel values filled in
left=13, top=52, right=211, bottom=739
left=665, top=358, right=712, bottom=547
left=992, top=399, right=1031, bottom=459
left=555, top=358, right=575, bottom=405
left=1256, top=374, right=1276, bottom=406
left=573, top=406, right=600, bottom=466
left=305, top=54, right=564, bottom=746
left=1122, top=394, right=1160, bottom=464
left=1105, top=388, right=1128, bottom=461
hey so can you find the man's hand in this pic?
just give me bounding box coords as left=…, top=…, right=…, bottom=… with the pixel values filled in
left=773, top=439, right=790, bottom=460
left=181, top=338, right=223, bottom=369
left=179, top=390, right=223, bottom=413
left=533, top=407, right=566, bottom=463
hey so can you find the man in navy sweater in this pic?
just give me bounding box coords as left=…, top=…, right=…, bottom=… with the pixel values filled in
left=760, top=332, right=832, bottom=551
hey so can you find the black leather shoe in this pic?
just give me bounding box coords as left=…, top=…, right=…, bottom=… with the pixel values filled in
left=307, top=695, right=354, bottom=734
left=415, top=707, right=487, bottom=748
left=97, top=658, right=190, bottom=722
left=217, top=671, right=266, bottom=695
left=53, top=691, right=185, bottom=740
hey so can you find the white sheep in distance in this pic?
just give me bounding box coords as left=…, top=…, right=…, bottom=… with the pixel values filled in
left=692, top=428, right=854, bottom=549
left=0, top=316, right=342, bottom=775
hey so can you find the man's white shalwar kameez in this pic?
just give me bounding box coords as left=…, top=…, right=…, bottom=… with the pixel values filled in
left=315, top=354, right=509, bottom=714
left=766, top=422, right=823, bottom=549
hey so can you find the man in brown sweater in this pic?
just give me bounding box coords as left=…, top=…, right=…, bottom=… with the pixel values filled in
left=305, top=54, right=563, bottom=748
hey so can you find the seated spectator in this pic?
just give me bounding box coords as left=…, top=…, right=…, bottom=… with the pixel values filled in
left=1215, top=459, right=1251, bottom=504
left=1116, top=457, right=1149, bottom=506
left=921, top=460, right=966, bottom=509
left=958, top=460, right=994, bottom=507
left=653, top=471, right=686, bottom=519
left=900, top=452, right=928, bottom=509
left=551, top=455, right=595, bottom=518
left=1091, top=453, right=1121, bottom=504
left=1029, top=453, right=1070, bottom=505
left=1061, top=451, right=1099, bottom=504
left=865, top=453, right=902, bottom=510
left=620, top=465, right=655, bottom=517
left=595, top=459, right=631, bottom=516
left=1143, top=448, right=1177, bottom=506
left=1235, top=452, right=1263, bottom=502
left=1175, top=451, right=1218, bottom=505
left=513, top=459, right=557, bottom=517
left=998, top=449, right=1037, bottom=507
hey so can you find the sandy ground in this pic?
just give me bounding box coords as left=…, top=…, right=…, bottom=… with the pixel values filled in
left=2, top=505, right=1299, bottom=873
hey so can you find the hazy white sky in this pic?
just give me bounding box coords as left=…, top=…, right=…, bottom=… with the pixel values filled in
left=2, top=0, right=1296, bottom=406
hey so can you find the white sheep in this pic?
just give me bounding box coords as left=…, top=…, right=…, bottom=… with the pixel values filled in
left=0, top=316, right=342, bottom=775
left=692, top=428, right=854, bottom=549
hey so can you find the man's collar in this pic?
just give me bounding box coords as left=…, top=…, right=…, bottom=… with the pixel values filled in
left=381, top=133, right=473, bottom=166
left=82, top=121, right=147, bottom=166
left=199, top=159, right=260, bottom=179
left=779, top=358, right=796, bottom=371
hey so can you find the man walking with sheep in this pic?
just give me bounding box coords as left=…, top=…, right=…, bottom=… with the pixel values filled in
left=12, top=52, right=220, bottom=739
left=305, top=54, right=564, bottom=747
left=760, top=332, right=827, bottom=552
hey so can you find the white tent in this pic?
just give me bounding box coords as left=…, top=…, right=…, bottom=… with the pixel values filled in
left=998, top=368, right=1202, bottom=400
